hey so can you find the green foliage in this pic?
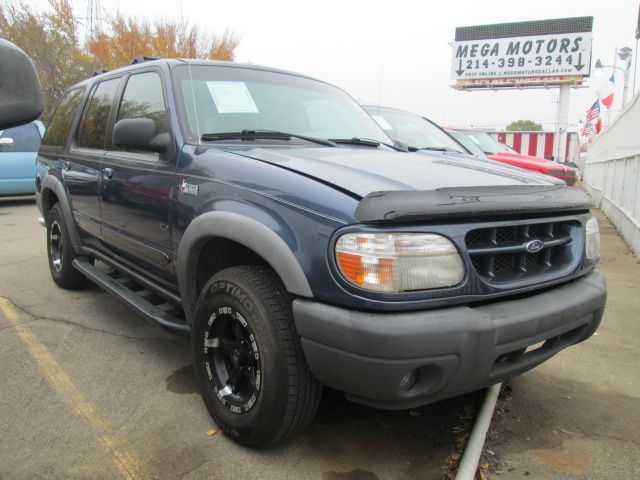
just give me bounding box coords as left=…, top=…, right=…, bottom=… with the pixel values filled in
left=506, top=120, right=543, bottom=132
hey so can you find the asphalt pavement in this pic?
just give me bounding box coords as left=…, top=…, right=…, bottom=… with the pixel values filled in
left=0, top=198, right=637, bottom=480
left=0, top=197, right=478, bottom=480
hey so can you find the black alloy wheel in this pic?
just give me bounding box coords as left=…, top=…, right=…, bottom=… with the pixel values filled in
left=204, top=306, right=261, bottom=414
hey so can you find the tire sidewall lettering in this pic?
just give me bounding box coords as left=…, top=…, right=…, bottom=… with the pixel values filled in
left=208, top=280, right=255, bottom=313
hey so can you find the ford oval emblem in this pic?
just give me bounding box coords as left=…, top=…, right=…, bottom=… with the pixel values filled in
left=524, top=239, right=544, bottom=253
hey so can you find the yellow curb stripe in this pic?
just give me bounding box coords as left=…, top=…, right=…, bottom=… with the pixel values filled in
left=0, top=297, right=144, bottom=480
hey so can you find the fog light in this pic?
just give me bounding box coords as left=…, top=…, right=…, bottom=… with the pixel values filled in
left=398, top=369, right=418, bottom=391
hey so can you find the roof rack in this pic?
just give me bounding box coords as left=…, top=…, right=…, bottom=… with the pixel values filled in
left=92, top=68, right=109, bottom=76
left=131, top=56, right=160, bottom=65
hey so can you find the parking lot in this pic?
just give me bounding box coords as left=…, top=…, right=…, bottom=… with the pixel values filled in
left=1, top=197, right=638, bottom=480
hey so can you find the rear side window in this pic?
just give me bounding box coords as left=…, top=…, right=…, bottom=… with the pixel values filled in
left=116, top=72, right=168, bottom=153
left=77, top=78, right=120, bottom=149
left=0, top=123, right=41, bottom=153
left=41, top=88, right=84, bottom=148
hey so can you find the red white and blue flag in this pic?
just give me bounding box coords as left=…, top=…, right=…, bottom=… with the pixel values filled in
left=597, top=74, right=615, bottom=109
left=586, top=99, right=600, bottom=123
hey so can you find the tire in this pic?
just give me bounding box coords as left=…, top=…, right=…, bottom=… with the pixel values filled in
left=46, top=203, right=87, bottom=289
left=192, top=265, right=321, bottom=448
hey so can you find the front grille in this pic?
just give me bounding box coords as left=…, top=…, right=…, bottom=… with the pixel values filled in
left=465, top=220, right=580, bottom=283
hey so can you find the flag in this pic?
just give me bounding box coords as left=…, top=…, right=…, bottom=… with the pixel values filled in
left=578, top=123, right=591, bottom=145
left=595, top=118, right=603, bottom=134
left=586, top=99, right=600, bottom=123
left=597, top=74, right=615, bottom=108
left=581, top=122, right=594, bottom=137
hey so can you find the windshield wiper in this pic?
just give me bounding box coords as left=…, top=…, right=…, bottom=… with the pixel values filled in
left=418, top=146, right=447, bottom=151
left=328, top=137, right=402, bottom=151
left=417, top=146, right=467, bottom=154
left=201, top=130, right=336, bottom=147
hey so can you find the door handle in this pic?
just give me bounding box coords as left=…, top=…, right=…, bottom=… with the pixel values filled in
left=103, top=167, right=114, bottom=179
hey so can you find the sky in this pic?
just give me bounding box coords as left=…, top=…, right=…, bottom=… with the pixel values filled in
left=15, top=0, right=640, bottom=131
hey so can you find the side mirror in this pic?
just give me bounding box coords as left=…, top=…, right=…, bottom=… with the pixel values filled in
left=0, top=40, right=43, bottom=130
left=113, top=118, right=170, bottom=153
left=0, top=137, right=14, bottom=145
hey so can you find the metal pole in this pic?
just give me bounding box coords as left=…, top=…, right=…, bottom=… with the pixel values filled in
left=634, top=38, right=639, bottom=96
left=455, top=383, right=502, bottom=480
left=623, top=57, right=631, bottom=107
left=556, top=83, right=570, bottom=162
left=606, top=48, right=618, bottom=125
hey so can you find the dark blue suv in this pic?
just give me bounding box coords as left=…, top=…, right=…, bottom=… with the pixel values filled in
left=36, top=58, right=606, bottom=447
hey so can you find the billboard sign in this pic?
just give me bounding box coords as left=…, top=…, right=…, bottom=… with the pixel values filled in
left=451, top=17, right=593, bottom=89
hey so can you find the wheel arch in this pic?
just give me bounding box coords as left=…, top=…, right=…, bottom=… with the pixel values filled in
left=177, top=211, right=313, bottom=321
left=41, top=175, right=81, bottom=249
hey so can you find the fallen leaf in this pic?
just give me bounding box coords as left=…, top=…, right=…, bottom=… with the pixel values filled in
left=206, top=428, right=219, bottom=436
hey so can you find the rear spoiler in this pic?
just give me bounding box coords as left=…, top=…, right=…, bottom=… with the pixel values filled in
left=354, top=185, right=594, bottom=224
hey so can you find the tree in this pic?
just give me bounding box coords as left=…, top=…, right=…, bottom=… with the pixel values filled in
left=506, top=119, right=543, bottom=131
left=87, top=14, right=240, bottom=71
left=0, top=0, right=95, bottom=119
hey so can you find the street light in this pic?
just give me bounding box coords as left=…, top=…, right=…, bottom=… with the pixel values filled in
left=594, top=46, right=633, bottom=107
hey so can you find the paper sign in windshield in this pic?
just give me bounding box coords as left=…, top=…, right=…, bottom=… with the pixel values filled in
left=207, top=81, right=259, bottom=114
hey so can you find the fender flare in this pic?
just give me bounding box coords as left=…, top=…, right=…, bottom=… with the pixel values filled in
left=41, top=175, right=82, bottom=250
left=177, top=211, right=313, bottom=319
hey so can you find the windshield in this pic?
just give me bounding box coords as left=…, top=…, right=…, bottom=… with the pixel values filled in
left=172, top=64, right=391, bottom=145
left=447, top=130, right=487, bottom=159
left=457, top=129, right=510, bottom=155
left=365, top=107, right=467, bottom=153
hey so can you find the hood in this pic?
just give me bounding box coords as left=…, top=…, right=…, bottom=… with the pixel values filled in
left=224, top=146, right=558, bottom=198
left=489, top=152, right=575, bottom=173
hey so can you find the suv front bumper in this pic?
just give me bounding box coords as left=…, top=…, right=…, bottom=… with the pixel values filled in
left=293, top=271, right=606, bottom=409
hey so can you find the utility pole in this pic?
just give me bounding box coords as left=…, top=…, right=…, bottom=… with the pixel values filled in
left=84, top=0, right=103, bottom=43
left=618, top=47, right=633, bottom=107
left=607, top=48, right=618, bottom=125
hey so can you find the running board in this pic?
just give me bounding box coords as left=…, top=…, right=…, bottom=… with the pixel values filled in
left=72, top=257, right=191, bottom=336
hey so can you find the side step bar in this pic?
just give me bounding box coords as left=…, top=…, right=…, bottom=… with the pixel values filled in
left=72, top=257, right=191, bottom=336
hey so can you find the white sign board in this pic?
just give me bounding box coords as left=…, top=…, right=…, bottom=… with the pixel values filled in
left=451, top=32, right=592, bottom=81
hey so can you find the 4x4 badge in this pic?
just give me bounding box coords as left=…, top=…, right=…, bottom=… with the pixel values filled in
left=179, top=179, right=199, bottom=196
left=524, top=239, right=544, bottom=253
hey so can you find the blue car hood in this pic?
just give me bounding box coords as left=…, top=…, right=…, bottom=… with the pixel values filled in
left=225, top=146, right=559, bottom=198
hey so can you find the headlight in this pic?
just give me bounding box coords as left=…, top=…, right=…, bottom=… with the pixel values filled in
left=585, top=217, right=600, bottom=260
left=335, top=233, right=464, bottom=292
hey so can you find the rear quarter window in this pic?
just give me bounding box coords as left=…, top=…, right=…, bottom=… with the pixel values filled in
left=77, top=78, right=120, bottom=150
left=41, top=88, right=85, bottom=148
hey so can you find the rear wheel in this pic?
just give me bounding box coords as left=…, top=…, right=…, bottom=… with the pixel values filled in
left=192, top=265, right=321, bottom=448
left=46, top=204, right=86, bottom=289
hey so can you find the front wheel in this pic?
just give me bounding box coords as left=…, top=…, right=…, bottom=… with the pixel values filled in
left=46, top=203, right=87, bottom=289
left=192, top=265, right=321, bottom=448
